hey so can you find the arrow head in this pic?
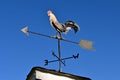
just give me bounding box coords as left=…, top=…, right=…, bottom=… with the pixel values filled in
left=21, top=26, right=29, bottom=36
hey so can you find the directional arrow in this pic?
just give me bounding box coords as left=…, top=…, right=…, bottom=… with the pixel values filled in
left=21, top=27, right=94, bottom=50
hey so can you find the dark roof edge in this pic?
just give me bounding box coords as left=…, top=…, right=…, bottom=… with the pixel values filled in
left=26, top=66, right=91, bottom=80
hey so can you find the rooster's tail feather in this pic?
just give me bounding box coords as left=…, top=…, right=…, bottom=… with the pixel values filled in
left=64, top=20, right=80, bottom=33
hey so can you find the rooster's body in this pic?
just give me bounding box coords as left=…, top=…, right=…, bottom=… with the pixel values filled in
left=47, top=10, right=80, bottom=37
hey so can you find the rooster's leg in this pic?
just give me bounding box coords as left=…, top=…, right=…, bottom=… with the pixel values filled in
left=56, top=31, right=59, bottom=37
left=55, top=31, right=62, bottom=39
left=58, top=32, right=63, bottom=39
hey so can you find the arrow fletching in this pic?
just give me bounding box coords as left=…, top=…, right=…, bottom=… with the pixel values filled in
left=21, top=27, right=29, bottom=36
left=79, top=40, right=94, bottom=50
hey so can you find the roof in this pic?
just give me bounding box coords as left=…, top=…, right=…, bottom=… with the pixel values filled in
left=26, top=66, right=91, bottom=80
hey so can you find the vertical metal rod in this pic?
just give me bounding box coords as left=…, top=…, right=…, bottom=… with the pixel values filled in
left=58, top=38, right=62, bottom=72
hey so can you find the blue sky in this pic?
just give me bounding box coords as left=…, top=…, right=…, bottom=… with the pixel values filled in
left=0, top=0, right=120, bottom=80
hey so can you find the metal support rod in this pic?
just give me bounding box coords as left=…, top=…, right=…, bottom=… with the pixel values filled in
left=28, top=31, right=52, bottom=39
left=58, top=39, right=62, bottom=72
left=28, top=31, right=79, bottom=44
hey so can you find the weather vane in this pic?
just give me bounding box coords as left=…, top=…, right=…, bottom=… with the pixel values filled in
left=21, top=10, right=94, bottom=72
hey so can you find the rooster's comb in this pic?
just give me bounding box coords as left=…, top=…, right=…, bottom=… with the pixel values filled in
left=47, top=10, right=52, bottom=14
